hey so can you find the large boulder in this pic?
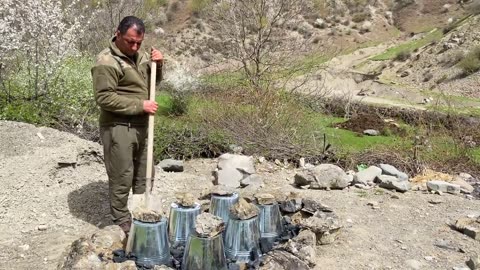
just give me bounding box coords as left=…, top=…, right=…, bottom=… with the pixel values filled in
left=214, top=154, right=256, bottom=188
left=376, top=175, right=411, bottom=192
left=294, top=164, right=350, bottom=189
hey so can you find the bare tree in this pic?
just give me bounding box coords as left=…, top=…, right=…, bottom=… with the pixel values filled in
left=206, top=0, right=320, bottom=93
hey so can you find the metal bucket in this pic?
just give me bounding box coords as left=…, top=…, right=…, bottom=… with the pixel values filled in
left=182, top=233, right=227, bottom=270
left=224, top=215, right=261, bottom=263
left=258, top=203, right=283, bottom=244
left=168, top=202, right=201, bottom=245
left=127, top=218, right=171, bottom=267
left=210, top=193, right=239, bottom=222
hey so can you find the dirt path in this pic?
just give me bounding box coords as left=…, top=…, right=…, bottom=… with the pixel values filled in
left=0, top=121, right=478, bottom=270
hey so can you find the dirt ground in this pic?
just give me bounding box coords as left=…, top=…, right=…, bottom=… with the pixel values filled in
left=0, top=120, right=479, bottom=270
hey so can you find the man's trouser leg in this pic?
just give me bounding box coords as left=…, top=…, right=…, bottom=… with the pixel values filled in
left=101, top=125, right=143, bottom=225
left=132, top=127, right=149, bottom=194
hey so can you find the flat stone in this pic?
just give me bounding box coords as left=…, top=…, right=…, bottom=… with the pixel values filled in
left=175, top=192, right=196, bottom=207
left=467, top=253, right=480, bottom=269
left=302, top=198, right=333, bottom=214
left=354, top=166, right=382, bottom=185
left=240, top=174, right=264, bottom=188
left=363, top=129, right=379, bottom=136
left=195, top=212, right=225, bottom=238
left=230, top=198, right=259, bottom=220
left=453, top=217, right=480, bottom=240
left=210, top=185, right=236, bottom=196
left=300, top=215, right=342, bottom=245
left=427, top=180, right=461, bottom=194
left=215, top=167, right=242, bottom=188
left=294, top=164, right=350, bottom=189
left=259, top=250, right=310, bottom=270
left=157, top=159, right=184, bottom=172
left=376, top=175, right=411, bottom=192
left=255, top=193, right=276, bottom=205
left=132, top=206, right=163, bottom=223
left=405, top=259, right=424, bottom=270
left=218, top=153, right=256, bottom=174
left=452, top=177, right=474, bottom=194
left=279, top=192, right=302, bottom=213
left=380, top=164, right=409, bottom=181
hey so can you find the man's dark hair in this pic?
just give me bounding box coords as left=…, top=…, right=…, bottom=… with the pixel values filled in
left=117, top=16, right=145, bottom=35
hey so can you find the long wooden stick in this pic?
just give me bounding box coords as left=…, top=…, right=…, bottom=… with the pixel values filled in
left=145, top=61, right=157, bottom=209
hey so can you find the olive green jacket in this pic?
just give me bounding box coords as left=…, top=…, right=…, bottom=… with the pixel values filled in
left=92, top=37, right=162, bottom=127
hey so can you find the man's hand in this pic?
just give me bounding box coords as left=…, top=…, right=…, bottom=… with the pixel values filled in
left=151, top=47, right=163, bottom=64
left=143, top=100, right=158, bottom=114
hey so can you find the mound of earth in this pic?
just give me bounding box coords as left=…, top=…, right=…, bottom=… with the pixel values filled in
left=335, top=114, right=406, bottom=136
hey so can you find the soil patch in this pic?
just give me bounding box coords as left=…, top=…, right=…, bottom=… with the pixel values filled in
left=335, top=113, right=406, bottom=136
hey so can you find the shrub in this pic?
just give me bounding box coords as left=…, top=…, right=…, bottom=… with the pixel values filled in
left=351, top=12, right=370, bottom=23
left=457, top=46, right=480, bottom=75
left=190, top=0, right=211, bottom=16
left=394, top=50, right=411, bottom=61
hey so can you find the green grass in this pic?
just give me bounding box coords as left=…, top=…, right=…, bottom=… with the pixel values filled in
left=370, top=28, right=443, bottom=61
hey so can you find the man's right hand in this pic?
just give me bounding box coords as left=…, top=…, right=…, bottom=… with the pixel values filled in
left=143, top=100, right=158, bottom=114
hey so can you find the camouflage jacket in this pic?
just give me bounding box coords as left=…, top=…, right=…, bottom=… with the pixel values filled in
left=91, top=37, right=162, bottom=127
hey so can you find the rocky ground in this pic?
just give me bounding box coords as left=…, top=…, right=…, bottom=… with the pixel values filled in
left=0, top=120, right=479, bottom=270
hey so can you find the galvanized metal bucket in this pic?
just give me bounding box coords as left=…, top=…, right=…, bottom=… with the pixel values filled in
left=168, top=202, right=201, bottom=246
left=210, top=193, right=239, bottom=223
left=182, top=233, right=228, bottom=270
left=127, top=218, right=171, bottom=267
left=224, top=215, right=261, bottom=263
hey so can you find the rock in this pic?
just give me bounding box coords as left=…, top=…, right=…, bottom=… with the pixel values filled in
left=157, top=159, right=184, bottom=172
left=376, top=175, right=411, bottom=192
left=210, top=185, right=236, bottom=196
left=229, top=144, right=243, bottom=154
left=57, top=237, right=103, bottom=270
left=259, top=250, right=309, bottom=270
left=302, top=198, right=333, bottom=214
left=314, top=18, right=326, bottom=29
left=195, top=213, right=225, bottom=238
left=360, top=21, right=372, bottom=33
left=299, top=158, right=305, bottom=168
left=215, top=154, right=256, bottom=188
left=215, top=167, right=242, bottom=188
left=379, top=164, right=408, bottom=181
left=175, top=192, right=196, bottom=208
left=240, top=174, right=264, bottom=188
left=453, top=217, right=480, bottom=240
left=276, top=230, right=316, bottom=267
left=218, top=153, right=255, bottom=174
left=300, top=215, right=342, bottom=245
left=132, top=206, right=163, bottom=223
left=104, top=261, right=137, bottom=270
left=153, top=265, right=176, bottom=270
left=279, top=192, right=302, bottom=213
left=452, top=177, right=475, bottom=194
left=230, top=198, right=259, bottom=220
left=255, top=193, right=276, bottom=205
left=37, top=225, right=48, bottom=231
left=90, top=226, right=125, bottom=258
left=427, top=180, right=461, bottom=194
left=153, top=27, right=165, bottom=36
left=353, top=166, right=382, bottom=185
left=467, top=254, right=480, bottom=269
left=363, top=129, right=379, bottom=136
left=294, top=164, right=350, bottom=189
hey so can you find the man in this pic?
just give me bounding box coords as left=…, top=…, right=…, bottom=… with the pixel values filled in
left=92, top=16, right=163, bottom=234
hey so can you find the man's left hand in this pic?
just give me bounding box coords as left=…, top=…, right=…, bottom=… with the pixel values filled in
left=151, top=47, right=163, bottom=64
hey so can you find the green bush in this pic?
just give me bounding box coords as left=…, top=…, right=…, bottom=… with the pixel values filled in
left=351, top=12, right=369, bottom=23
left=458, top=46, right=480, bottom=75
left=394, top=50, right=411, bottom=61
left=190, top=0, right=211, bottom=15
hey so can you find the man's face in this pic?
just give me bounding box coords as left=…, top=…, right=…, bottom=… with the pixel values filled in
left=115, top=26, right=144, bottom=57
